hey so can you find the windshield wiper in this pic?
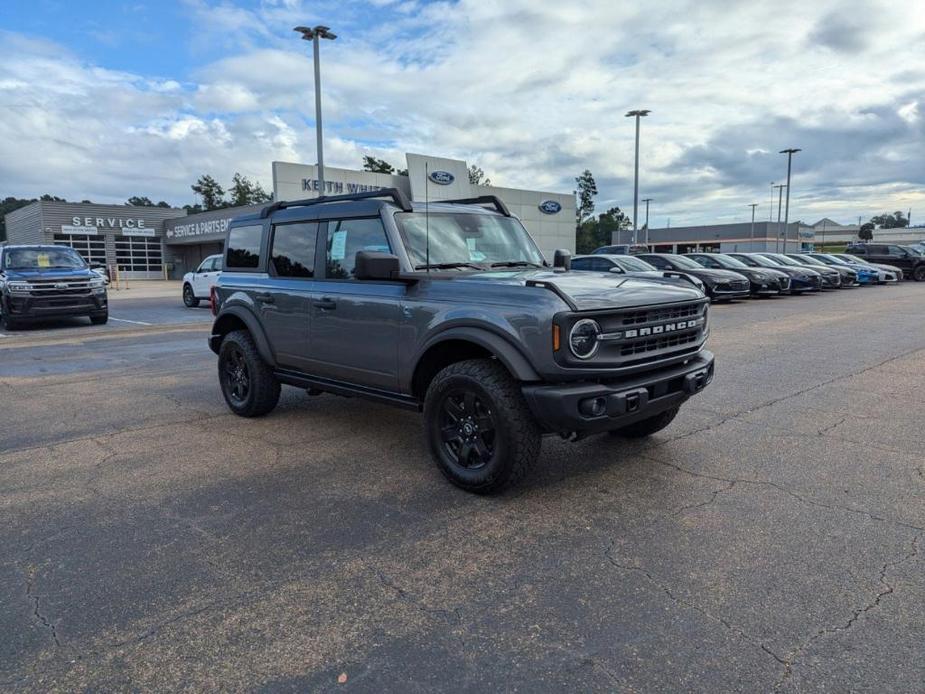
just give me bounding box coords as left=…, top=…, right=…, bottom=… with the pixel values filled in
left=414, top=262, right=487, bottom=271
left=489, top=261, right=543, bottom=268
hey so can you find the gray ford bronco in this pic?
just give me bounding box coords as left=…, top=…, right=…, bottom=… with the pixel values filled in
left=209, top=189, right=714, bottom=493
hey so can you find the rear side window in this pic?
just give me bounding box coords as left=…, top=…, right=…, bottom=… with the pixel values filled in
left=226, top=225, right=263, bottom=269
left=271, top=223, right=317, bottom=278
left=643, top=255, right=670, bottom=270
left=325, top=218, right=390, bottom=280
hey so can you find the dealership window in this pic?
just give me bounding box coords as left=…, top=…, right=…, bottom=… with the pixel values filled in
left=226, top=225, right=263, bottom=269
left=271, top=222, right=317, bottom=278
left=114, top=236, right=163, bottom=272
left=325, top=218, right=390, bottom=280
left=54, top=234, right=106, bottom=265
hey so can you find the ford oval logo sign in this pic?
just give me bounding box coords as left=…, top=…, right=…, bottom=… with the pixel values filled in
left=538, top=200, right=562, bottom=215
left=429, top=170, right=455, bottom=185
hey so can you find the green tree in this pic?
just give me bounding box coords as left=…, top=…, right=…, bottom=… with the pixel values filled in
left=191, top=175, right=226, bottom=210
left=870, top=211, right=909, bottom=228
left=574, top=170, right=597, bottom=226
left=126, top=196, right=154, bottom=207
left=362, top=156, right=396, bottom=175
left=468, top=164, right=491, bottom=186
left=229, top=173, right=271, bottom=207
left=576, top=206, right=632, bottom=253
left=859, top=222, right=875, bottom=240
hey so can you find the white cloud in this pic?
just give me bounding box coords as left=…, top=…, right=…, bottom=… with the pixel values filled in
left=1, top=1, right=924, bottom=223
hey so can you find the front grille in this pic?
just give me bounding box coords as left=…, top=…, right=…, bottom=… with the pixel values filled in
left=620, top=303, right=700, bottom=325
left=715, top=279, right=749, bottom=292
left=620, top=331, right=700, bottom=357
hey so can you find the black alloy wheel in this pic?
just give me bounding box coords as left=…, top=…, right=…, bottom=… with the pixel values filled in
left=222, top=345, right=250, bottom=404
left=914, top=265, right=925, bottom=282
left=437, top=388, right=498, bottom=470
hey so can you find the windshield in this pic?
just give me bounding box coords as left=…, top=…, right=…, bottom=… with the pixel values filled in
left=762, top=254, right=801, bottom=267
left=837, top=254, right=863, bottom=264
left=711, top=254, right=748, bottom=269
left=814, top=254, right=843, bottom=265
left=395, top=212, right=545, bottom=269
left=741, top=254, right=778, bottom=268
left=613, top=256, right=657, bottom=272
left=3, top=246, right=87, bottom=270
left=664, top=255, right=703, bottom=270
left=789, top=255, right=817, bottom=265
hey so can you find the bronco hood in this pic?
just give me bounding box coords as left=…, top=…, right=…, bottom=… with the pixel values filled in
left=456, top=269, right=705, bottom=311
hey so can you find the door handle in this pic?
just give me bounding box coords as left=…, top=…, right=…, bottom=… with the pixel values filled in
left=316, top=297, right=337, bottom=310
left=255, top=292, right=275, bottom=304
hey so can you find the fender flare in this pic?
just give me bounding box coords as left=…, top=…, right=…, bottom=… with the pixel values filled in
left=414, top=326, right=541, bottom=383
left=210, top=305, right=276, bottom=366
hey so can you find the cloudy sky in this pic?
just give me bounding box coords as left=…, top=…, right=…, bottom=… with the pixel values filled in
left=1, top=0, right=923, bottom=227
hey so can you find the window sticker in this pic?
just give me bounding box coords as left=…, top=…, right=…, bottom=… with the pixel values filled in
left=37, top=253, right=50, bottom=267
left=330, top=230, right=347, bottom=260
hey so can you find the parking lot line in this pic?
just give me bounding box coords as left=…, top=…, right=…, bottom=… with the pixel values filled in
left=109, top=317, right=154, bottom=326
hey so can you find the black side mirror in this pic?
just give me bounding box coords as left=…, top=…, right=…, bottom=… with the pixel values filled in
left=553, top=249, right=571, bottom=271
left=355, top=250, right=400, bottom=281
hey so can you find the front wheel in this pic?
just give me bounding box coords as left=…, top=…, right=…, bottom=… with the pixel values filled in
left=183, top=284, right=200, bottom=307
left=218, top=330, right=280, bottom=417
left=424, top=359, right=541, bottom=494
left=913, top=266, right=925, bottom=282
left=610, top=406, right=680, bottom=438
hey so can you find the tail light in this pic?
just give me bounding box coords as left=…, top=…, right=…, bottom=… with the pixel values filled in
left=210, top=285, right=218, bottom=316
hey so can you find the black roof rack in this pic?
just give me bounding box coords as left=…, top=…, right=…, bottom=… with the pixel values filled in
left=260, top=187, right=412, bottom=218
left=438, top=195, right=511, bottom=217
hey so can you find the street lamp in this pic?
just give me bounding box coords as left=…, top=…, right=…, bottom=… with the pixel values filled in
left=773, top=184, right=786, bottom=252
left=294, top=25, right=337, bottom=195
left=779, top=148, right=801, bottom=252
left=748, top=203, right=758, bottom=248
left=642, top=198, right=653, bottom=246
left=625, top=109, right=650, bottom=244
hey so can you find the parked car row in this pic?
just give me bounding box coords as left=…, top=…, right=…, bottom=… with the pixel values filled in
left=580, top=243, right=918, bottom=302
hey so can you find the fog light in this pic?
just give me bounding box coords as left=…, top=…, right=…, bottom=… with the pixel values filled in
left=579, top=397, right=607, bottom=417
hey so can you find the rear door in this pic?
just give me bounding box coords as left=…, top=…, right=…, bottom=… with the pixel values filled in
left=865, top=244, right=889, bottom=264
left=308, top=216, right=402, bottom=391
left=259, top=221, right=318, bottom=371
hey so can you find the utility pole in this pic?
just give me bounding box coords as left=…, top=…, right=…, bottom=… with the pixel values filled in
left=642, top=198, right=653, bottom=247
left=748, top=203, right=758, bottom=249
left=625, top=109, right=650, bottom=244
left=779, top=148, right=801, bottom=253
left=774, top=184, right=786, bottom=252
left=294, top=25, right=337, bottom=195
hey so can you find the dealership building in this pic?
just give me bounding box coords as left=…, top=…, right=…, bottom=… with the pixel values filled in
left=4, top=153, right=576, bottom=279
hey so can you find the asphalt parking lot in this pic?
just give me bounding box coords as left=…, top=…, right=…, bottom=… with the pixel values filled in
left=2, top=284, right=924, bottom=691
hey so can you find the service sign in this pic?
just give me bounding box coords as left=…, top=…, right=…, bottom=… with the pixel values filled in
left=429, top=170, right=455, bottom=185
left=539, top=200, right=562, bottom=215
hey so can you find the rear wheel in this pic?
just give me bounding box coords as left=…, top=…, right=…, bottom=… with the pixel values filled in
left=218, top=329, right=280, bottom=417
left=183, top=283, right=200, bottom=307
left=610, top=406, right=680, bottom=438
left=424, top=359, right=541, bottom=494
left=913, top=265, right=925, bottom=282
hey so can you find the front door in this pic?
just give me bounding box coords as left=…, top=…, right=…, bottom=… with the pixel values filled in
left=309, top=217, right=402, bottom=391
left=192, top=257, right=215, bottom=297
left=259, top=222, right=318, bottom=371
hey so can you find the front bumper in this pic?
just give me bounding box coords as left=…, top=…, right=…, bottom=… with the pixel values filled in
left=522, top=350, right=715, bottom=436
left=4, top=292, right=107, bottom=320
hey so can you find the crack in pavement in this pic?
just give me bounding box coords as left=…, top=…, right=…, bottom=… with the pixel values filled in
left=655, top=344, right=925, bottom=449
left=773, top=533, right=921, bottom=690
left=673, top=480, right=737, bottom=517
left=25, top=567, right=61, bottom=648
left=603, top=540, right=788, bottom=669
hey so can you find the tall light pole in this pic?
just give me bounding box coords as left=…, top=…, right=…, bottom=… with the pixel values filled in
left=294, top=25, right=337, bottom=195
left=748, top=203, right=758, bottom=248
left=642, top=198, right=653, bottom=246
left=625, top=109, right=650, bottom=244
left=779, top=148, right=801, bottom=252
left=773, top=184, right=786, bottom=252
left=768, top=182, right=775, bottom=221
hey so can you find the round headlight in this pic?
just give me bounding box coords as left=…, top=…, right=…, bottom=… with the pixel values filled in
left=569, top=319, right=601, bottom=359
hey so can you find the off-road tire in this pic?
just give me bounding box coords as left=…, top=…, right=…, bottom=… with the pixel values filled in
left=218, top=329, right=280, bottom=417
left=183, top=283, right=200, bottom=307
left=424, top=358, right=541, bottom=494
left=913, top=265, right=925, bottom=282
left=610, top=405, right=680, bottom=438
left=0, top=312, right=21, bottom=330
left=90, top=312, right=108, bottom=325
